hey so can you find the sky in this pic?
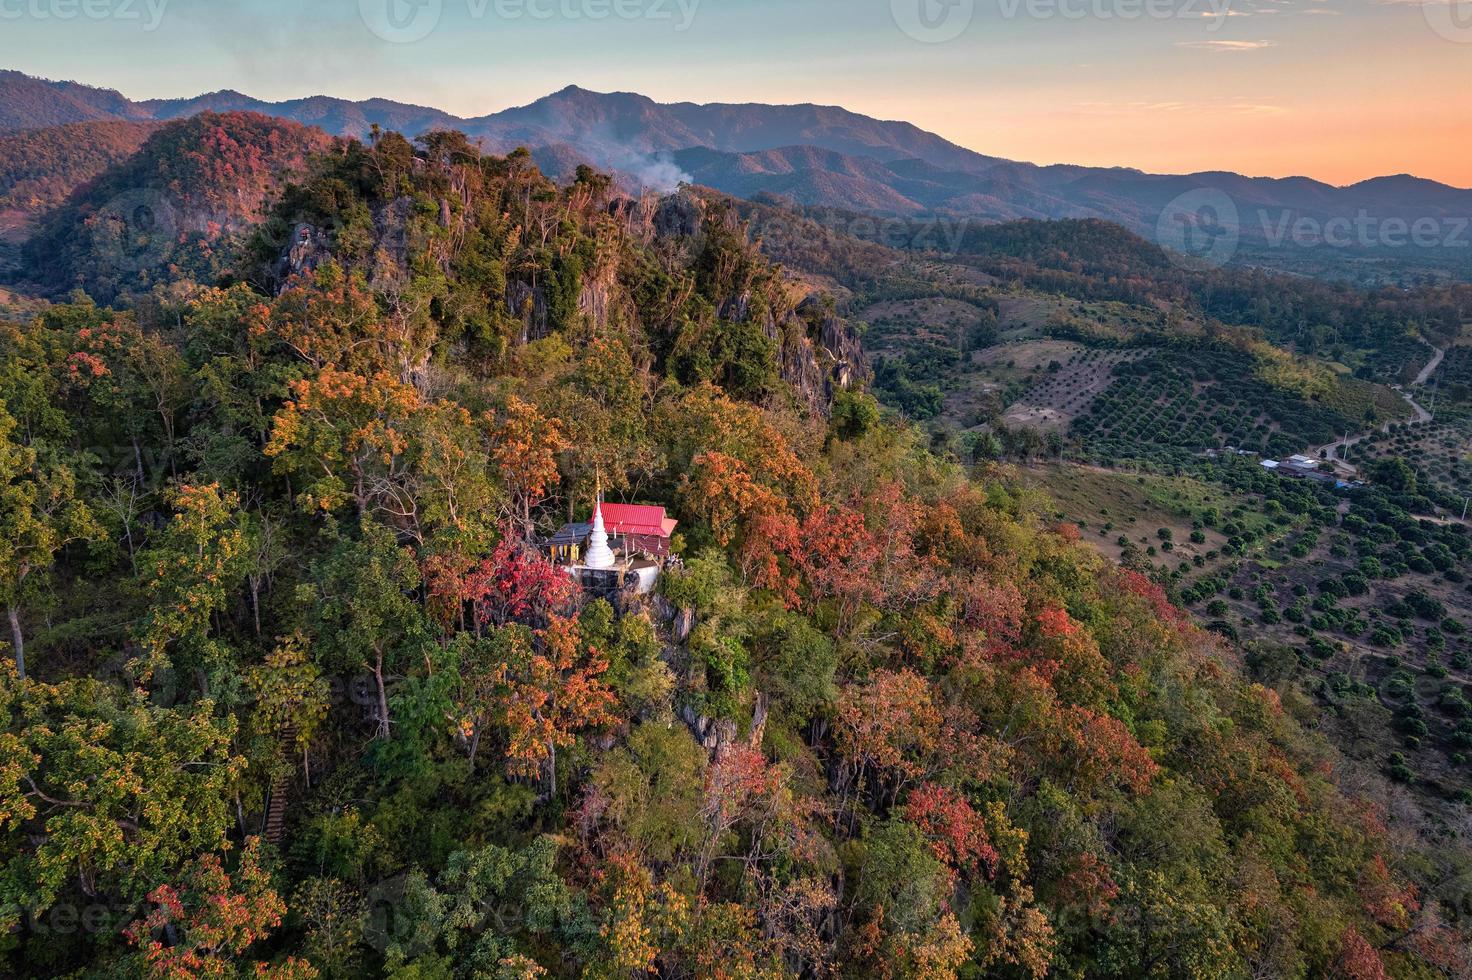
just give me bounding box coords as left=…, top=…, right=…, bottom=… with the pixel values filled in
left=0, top=0, right=1469, bottom=187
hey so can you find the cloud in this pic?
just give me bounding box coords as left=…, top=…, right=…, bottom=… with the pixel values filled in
left=1075, top=99, right=1286, bottom=116
left=1176, top=39, right=1278, bottom=50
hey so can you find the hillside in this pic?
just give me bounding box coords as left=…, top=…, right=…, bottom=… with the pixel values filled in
left=0, top=119, right=163, bottom=241
left=19, top=111, right=334, bottom=303
left=771, top=198, right=1472, bottom=849
left=1, top=126, right=1465, bottom=979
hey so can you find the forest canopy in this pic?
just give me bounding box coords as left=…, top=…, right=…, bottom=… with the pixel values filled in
left=0, top=120, right=1465, bottom=979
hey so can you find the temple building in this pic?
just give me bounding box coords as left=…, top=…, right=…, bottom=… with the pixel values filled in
left=543, top=498, right=677, bottom=596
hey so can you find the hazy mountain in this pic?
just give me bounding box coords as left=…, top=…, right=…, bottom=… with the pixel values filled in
left=139, top=90, right=464, bottom=142
left=4, top=71, right=1470, bottom=274
left=0, top=70, right=154, bottom=131
left=467, top=85, right=1006, bottom=172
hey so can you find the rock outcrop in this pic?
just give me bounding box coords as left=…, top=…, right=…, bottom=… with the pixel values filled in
left=766, top=301, right=866, bottom=417
left=274, top=222, right=330, bottom=285
left=507, top=280, right=550, bottom=344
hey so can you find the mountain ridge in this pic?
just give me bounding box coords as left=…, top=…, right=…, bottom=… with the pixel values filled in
left=4, top=70, right=1470, bottom=280
left=10, top=70, right=1466, bottom=191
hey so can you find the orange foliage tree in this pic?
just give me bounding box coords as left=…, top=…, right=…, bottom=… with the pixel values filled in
left=495, top=615, right=616, bottom=797
left=264, top=367, right=422, bottom=519
left=490, top=395, right=569, bottom=534
left=834, top=670, right=943, bottom=811
left=124, top=838, right=316, bottom=979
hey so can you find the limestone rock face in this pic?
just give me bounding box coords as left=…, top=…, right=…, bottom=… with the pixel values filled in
left=819, top=308, right=865, bottom=393
left=673, top=607, right=697, bottom=644
left=779, top=314, right=828, bottom=417
left=777, top=302, right=867, bottom=418
left=680, top=703, right=738, bottom=753
left=371, top=197, right=415, bottom=276
left=506, top=280, right=549, bottom=344
left=652, top=193, right=704, bottom=239
left=274, top=222, right=330, bottom=286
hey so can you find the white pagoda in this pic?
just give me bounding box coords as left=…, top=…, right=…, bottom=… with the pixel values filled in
left=555, top=493, right=661, bottom=596
left=581, top=497, right=618, bottom=570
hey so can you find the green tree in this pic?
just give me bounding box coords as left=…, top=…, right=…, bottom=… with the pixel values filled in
left=0, top=407, right=99, bottom=679
left=134, top=483, right=251, bottom=685
left=299, top=520, right=428, bottom=743
left=0, top=678, right=243, bottom=927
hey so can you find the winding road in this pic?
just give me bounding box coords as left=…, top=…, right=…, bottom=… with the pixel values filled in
left=1414, top=344, right=1446, bottom=387
left=1314, top=344, right=1441, bottom=467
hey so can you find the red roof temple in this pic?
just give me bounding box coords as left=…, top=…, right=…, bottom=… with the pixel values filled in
left=597, top=504, right=678, bottom=540
left=542, top=501, right=679, bottom=569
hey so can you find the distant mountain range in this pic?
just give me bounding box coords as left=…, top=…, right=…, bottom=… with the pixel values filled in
left=4, top=69, right=1470, bottom=272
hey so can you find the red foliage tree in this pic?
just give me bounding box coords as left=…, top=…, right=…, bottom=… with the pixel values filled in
left=1060, top=706, right=1159, bottom=795
left=1335, top=927, right=1389, bottom=980
left=124, top=838, right=316, bottom=979
left=1052, top=851, right=1120, bottom=922
left=903, top=783, right=999, bottom=881
left=1028, top=605, right=1114, bottom=704
left=460, top=535, right=577, bottom=629
left=739, top=510, right=803, bottom=609
left=696, top=744, right=787, bottom=886
left=955, top=579, right=1027, bottom=666
left=1113, top=567, right=1189, bottom=629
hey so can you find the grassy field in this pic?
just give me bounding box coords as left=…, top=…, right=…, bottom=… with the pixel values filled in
left=1020, top=462, right=1289, bottom=565
left=993, top=292, right=1170, bottom=343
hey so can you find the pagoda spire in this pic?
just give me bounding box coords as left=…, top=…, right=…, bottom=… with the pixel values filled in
left=583, top=484, right=617, bottom=570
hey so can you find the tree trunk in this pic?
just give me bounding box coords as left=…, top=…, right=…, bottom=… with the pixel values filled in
left=249, top=579, right=262, bottom=637
left=7, top=603, right=24, bottom=680
left=372, top=649, right=391, bottom=740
